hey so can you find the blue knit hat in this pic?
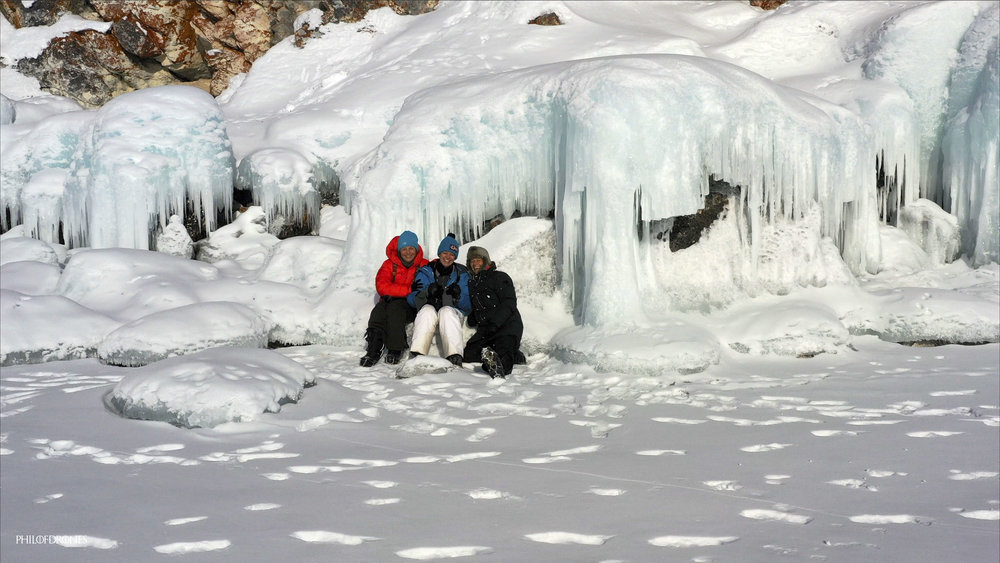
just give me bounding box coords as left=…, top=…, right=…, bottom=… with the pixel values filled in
left=437, top=233, right=459, bottom=257
left=397, top=230, right=418, bottom=252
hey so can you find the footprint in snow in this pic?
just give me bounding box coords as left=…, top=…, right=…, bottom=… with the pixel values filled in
left=741, top=509, right=812, bottom=524
left=948, top=470, right=998, bottom=480
left=827, top=479, right=877, bottom=491
left=703, top=480, right=741, bottom=491
left=153, top=540, right=230, bottom=554
left=636, top=449, right=686, bottom=456
left=362, top=480, right=398, bottom=489
left=396, top=546, right=493, bottom=559
left=291, top=531, right=380, bottom=545
left=957, top=510, right=999, bottom=520
left=907, top=431, right=963, bottom=437
left=365, top=498, right=401, bottom=505
left=164, top=516, right=207, bottom=525
left=849, top=514, right=921, bottom=524
left=648, top=535, right=739, bottom=547
left=52, top=535, right=119, bottom=549
left=741, top=443, right=793, bottom=452
left=467, top=488, right=518, bottom=500
left=588, top=488, right=627, bottom=496
left=466, top=427, right=495, bottom=442
left=524, top=532, right=613, bottom=545
left=244, top=503, right=280, bottom=511
left=812, top=430, right=862, bottom=437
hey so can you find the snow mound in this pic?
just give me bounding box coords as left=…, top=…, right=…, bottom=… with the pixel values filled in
left=1, top=289, right=119, bottom=366
left=256, top=235, right=345, bottom=294
left=57, top=248, right=220, bottom=321
left=395, top=354, right=467, bottom=379
left=847, top=287, right=1000, bottom=345
left=721, top=301, right=851, bottom=357
left=106, top=347, right=315, bottom=428
left=98, top=302, right=270, bottom=367
left=552, top=323, right=721, bottom=376
left=877, top=225, right=932, bottom=275
left=0, top=260, right=61, bottom=295
left=0, top=235, right=60, bottom=266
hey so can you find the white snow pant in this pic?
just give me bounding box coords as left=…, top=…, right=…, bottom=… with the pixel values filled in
left=410, top=305, right=465, bottom=357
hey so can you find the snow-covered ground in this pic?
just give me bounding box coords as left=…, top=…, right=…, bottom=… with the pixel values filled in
left=1, top=335, right=997, bottom=560
left=1, top=1, right=998, bottom=560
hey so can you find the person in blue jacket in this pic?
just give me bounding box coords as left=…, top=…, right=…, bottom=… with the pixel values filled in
left=407, top=233, right=471, bottom=365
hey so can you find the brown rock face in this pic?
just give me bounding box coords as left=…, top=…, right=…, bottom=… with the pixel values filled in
left=528, top=12, right=562, bottom=26
left=749, top=0, right=787, bottom=10
left=16, top=29, right=176, bottom=108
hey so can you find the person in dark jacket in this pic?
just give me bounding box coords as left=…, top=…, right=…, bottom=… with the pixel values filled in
left=407, top=233, right=472, bottom=365
left=360, top=230, right=428, bottom=367
left=461, top=245, right=524, bottom=378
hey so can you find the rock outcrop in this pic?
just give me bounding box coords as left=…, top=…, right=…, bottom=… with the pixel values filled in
left=3, top=0, right=440, bottom=107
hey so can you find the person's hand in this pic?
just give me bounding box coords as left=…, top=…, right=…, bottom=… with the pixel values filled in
left=428, top=283, right=443, bottom=300
left=411, top=279, right=424, bottom=292
left=446, top=283, right=461, bottom=299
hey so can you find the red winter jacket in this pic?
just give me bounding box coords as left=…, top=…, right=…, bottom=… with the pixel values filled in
left=375, top=235, right=428, bottom=298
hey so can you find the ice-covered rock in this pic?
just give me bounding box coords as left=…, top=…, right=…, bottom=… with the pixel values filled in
left=98, top=302, right=270, bottom=367
left=195, top=207, right=279, bottom=269
left=845, top=286, right=999, bottom=345
left=1, top=289, right=120, bottom=366
left=155, top=214, right=194, bottom=259
left=877, top=224, right=932, bottom=275
left=721, top=301, right=851, bottom=357
left=897, top=199, right=961, bottom=265
left=0, top=94, right=14, bottom=124
left=106, top=347, right=315, bottom=428
left=552, top=324, right=721, bottom=376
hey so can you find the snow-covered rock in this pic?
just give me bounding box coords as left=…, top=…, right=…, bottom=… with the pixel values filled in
left=98, top=302, right=270, bottom=367
left=195, top=207, right=279, bottom=269
left=106, top=347, right=315, bottom=428
left=552, top=324, right=721, bottom=376
left=256, top=235, right=345, bottom=294
left=1, top=289, right=119, bottom=366
left=721, top=301, right=852, bottom=357
left=155, top=214, right=194, bottom=259
left=898, top=199, right=961, bottom=265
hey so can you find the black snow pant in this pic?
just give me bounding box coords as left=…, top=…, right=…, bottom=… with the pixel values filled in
left=366, top=297, right=416, bottom=352
left=463, top=331, right=522, bottom=376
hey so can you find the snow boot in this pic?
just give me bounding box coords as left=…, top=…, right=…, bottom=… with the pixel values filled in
left=359, top=328, right=384, bottom=367
left=481, top=347, right=504, bottom=379
left=385, top=350, right=404, bottom=365
left=447, top=354, right=463, bottom=367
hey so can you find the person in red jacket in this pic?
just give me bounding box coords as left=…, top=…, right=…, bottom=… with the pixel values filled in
left=361, top=230, right=429, bottom=366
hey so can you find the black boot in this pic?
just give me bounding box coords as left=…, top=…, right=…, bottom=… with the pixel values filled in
left=360, top=328, right=384, bottom=367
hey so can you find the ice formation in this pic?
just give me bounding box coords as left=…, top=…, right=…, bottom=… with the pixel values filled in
left=235, top=147, right=321, bottom=234
left=61, top=86, right=235, bottom=250
left=106, top=347, right=315, bottom=428
left=98, top=301, right=269, bottom=367
left=344, top=55, right=878, bottom=326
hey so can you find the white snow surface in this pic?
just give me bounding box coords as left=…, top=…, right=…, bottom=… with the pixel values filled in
left=0, top=2, right=998, bottom=561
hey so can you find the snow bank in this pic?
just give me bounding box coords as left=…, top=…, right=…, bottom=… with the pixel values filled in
left=552, top=323, right=721, bottom=376
left=845, top=286, right=1000, bottom=344
left=98, top=302, right=270, bottom=367
left=195, top=207, right=279, bottom=269
left=106, top=347, right=315, bottom=428
left=719, top=300, right=852, bottom=357
left=898, top=199, right=961, bottom=265
left=0, top=235, right=61, bottom=266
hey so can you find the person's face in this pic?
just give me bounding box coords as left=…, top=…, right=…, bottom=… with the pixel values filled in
left=439, top=252, right=456, bottom=267
left=400, top=246, right=417, bottom=262
left=469, top=257, right=484, bottom=273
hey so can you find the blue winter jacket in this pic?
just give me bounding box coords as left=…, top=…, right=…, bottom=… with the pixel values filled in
left=407, top=259, right=472, bottom=314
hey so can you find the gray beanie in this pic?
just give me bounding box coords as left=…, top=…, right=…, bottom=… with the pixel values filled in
left=466, top=246, right=491, bottom=266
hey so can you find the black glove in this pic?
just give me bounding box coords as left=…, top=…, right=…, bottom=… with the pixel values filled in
left=446, top=283, right=461, bottom=299
left=411, top=279, right=424, bottom=292
left=427, top=283, right=443, bottom=300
